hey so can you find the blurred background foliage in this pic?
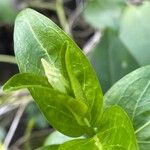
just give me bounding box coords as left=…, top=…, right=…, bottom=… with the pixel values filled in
left=0, top=0, right=150, bottom=149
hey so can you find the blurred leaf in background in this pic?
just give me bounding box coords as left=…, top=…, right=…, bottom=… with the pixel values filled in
left=26, top=102, right=49, bottom=129
left=120, top=1, right=150, bottom=65
left=84, top=0, right=150, bottom=93
left=84, top=0, right=127, bottom=30
left=88, top=29, right=139, bottom=93
left=0, top=126, right=6, bottom=142
left=0, top=0, right=18, bottom=24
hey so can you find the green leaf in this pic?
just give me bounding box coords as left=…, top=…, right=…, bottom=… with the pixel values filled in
left=14, top=8, right=103, bottom=128
left=97, top=106, right=138, bottom=150
left=3, top=73, right=89, bottom=136
left=88, top=29, right=139, bottom=93
left=105, top=65, right=150, bottom=150
left=83, top=0, right=126, bottom=30
left=58, top=106, right=138, bottom=150
left=36, top=145, right=59, bottom=150
left=3, top=73, right=51, bottom=92
left=120, top=2, right=150, bottom=65
left=41, top=58, right=69, bottom=94
left=30, top=87, right=88, bottom=137
left=0, top=0, right=18, bottom=23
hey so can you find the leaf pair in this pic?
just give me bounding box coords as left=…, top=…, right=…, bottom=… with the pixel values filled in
left=3, top=8, right=140, bottom=149
left=4, top=8, right=103, bottom=136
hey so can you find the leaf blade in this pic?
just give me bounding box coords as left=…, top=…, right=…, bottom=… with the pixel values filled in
left=105, top=65, right=150, bottom=150
left=58, top=106, right=139, bottom=150
left=14, top=8, right=103, bottom=128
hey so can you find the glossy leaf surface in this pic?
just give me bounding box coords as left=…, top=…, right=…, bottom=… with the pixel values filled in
left=14, top=8, right=103, bottom=128
left=58, top=106, right=138, bottom=150
left=3, top=73, right=51, bottom=92
left=3, top=73, right=89, bottom=137
left=105, top=65, right=150, bottom=150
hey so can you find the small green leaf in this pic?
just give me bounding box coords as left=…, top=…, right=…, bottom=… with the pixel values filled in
left=65, top=45, right=87, bottom=104
left=41, top=58, right=69, bottom=94
left=88, top=29, right=139, bottom=93
left=105, top=65, right=150, bottom=150
left=84, top=0, right=126, bottom=30
left=58, top=106, right=138, bottom=150
left=3, top=73, right=51, bottom=92
left=120, top=2, right=150, bottom=65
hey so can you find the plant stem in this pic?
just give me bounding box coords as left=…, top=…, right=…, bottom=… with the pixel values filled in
left=56, top=0, right=71, bottom=35
left=0, top=55, right=16, bottom=64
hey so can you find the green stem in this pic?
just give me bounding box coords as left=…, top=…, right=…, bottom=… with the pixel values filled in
left=56, top=0, right=71, bottom=35
left=0, top=55, right=16, bottom=64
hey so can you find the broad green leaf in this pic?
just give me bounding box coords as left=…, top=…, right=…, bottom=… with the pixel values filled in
left=105, top=65, right=150, bottom=150
left=3, top=73, right=51, bottom=92
left=84, top=0, right=126, bottom=30
left=30, top=87, right=89, bottom=137
left=36, top=145, right=59, bottom=150
left=58, top=106, right=138, bottom=150
left=96, top=106, right=138, bottom=150
left=0, top=0, right=18, bottom=23
left=120, top=2, right=150, bottom=65
left=88, top=29, right=139, bottom=93
left=3, top=73, right=89, bottom=136
left=14, top=8, right=103, bottom=127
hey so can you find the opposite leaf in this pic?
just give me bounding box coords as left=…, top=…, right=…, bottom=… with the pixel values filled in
left=105, top=65, right=150, bottom=150
left=58, top=106, right=138, bottom=150
left=3, top=73, right=51, bottom=92
left=14, top=8, right=103, bottom=128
